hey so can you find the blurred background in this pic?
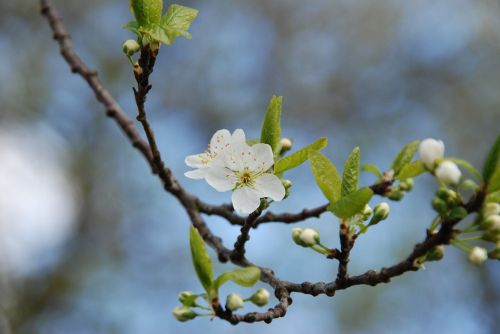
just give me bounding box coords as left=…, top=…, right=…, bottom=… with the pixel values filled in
left=0, top=0, right=499, bottom=333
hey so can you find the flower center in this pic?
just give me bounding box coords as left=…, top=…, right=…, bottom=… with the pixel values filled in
left=240, top=171, right=253, bottom=185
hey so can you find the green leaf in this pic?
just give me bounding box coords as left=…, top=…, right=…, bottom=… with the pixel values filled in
left=483, top=133, right=500, bottom=182
left=189, top=226, right=213, bottom=293
left=309, top=150, right=342, bottom=204
left=213, top=267, right=261, bottom=290
left=391, top=140, right=420, bottom=173
left=488, top=166, right=500, bottom=193
left=328, top=187, right=374, bottom=218
left=395, top=160, right=426, bottom=180
left=123, top=20, right=141, bottom=35
left=362, top=164, right=383, bottom=178
left=260, top=96, right=282, bottom=155
left=150, top=4, right=198, bottom=45
left=130, top=0, right=163, bottom=28
left=274, top=138, right=328, bottom=174
left=341, top=147, right=360, bottom=196
left=447, top=157, right=482, bottom=181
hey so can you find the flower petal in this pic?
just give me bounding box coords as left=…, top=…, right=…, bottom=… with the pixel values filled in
left=205, top=166, right=236, bottom=192
left=184, top=169, right=206, bottom=179
left=254, top=174, right=286, bottom=201
left=224, top=141, right=252, bottom=171
left=231, top=129, right=246, bottom=144
left=210, top=129, right=232, bottom=153
left=232, top=187, right=261, bottom=214
left=251, top=143, right=274, bottom=172
left=185, top=154, right=208, bottom=168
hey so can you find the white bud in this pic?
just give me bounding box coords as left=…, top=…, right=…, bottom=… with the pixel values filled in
left=280, top=138, right=293, bottom=151
left=250, top=288, right=270, bottom=307
left=419, top=138, right=445, bottom=169
left=468, top=246, right=488, bottom=265
left=483, top=203, right=500, bottom=218
left=483, top=215, right=500, bottom=231
left=172, top=306, right=197, bottom=322
left=373, top=202, right=390, bottom=222
left=361, top=204, right=372, bottom=221
left=122, top=39, right=140, bottom=56
left=299, top=228, right=319, bottom=247
left=178, top=291, right=195, bottom=306
left=435, top=161, right=462, bottom=185
left=226, top=293, right=244, bottom=311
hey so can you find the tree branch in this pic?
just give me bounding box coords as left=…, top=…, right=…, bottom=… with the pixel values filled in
left=40, top=0, right=489, bottom=326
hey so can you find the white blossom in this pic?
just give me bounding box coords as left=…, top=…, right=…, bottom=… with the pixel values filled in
left=435, top=161, right=461, bottom=185
left=373, top=202, right=390, bottom=221
left=468, top=246, right=488, bottom=265
left=419, top=138, right=444, bottom=169
left=185, top=129, right=245, bottom=180
left=185, top=129, right=285, bottom=215
left=483, top=203, right=500, bottom=218
left=204, top=136, right=285, bottom=215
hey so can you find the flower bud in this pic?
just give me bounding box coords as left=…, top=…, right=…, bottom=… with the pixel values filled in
left=122, top=39, right=140, bottom=56
left=279, top=138, right=293, bottom=154
left=481, top=215, right=500, bottom=231
left=250, top=288, right=270, bottom=307
left=468, top=246, right=488, bottom=265
left=361, top=204, right=372, bottom=221
left=387, top=190, right=404, bottom=201
left=448, top=207, right=468, bottom=220
left=291, top=228, right=307, bottom=247
left=383, top=169, right=395, bottom=181
left=399, top=178, right=414, bottom=191
left=178, top=291, right=195, bottom=306
left=432, top=197, right=448, bottom=214
left=419, top=138, right=444, bottom=169
left=426, top=245, right=445, bottom=261
left=282, top=179, right=293, bottom=189
left=172, top=306, right=197, bottom=322
left=482, top=229, right=500, bottom=243
left=299, top=228, right=320, bottom=247
left=460, top=179, right=479, bottom=191
left=435, top=161, right=462, bottom=185
left=226, top=293, right=244, bottom=311
left=483, top=203, right=500, bottom=218
left=372, top=202, right=390, bottom=223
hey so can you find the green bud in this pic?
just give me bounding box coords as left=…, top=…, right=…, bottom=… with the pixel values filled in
left=250, top=288, right=270, bottom=307
left=299, top=228, right=320, bottom=247
left=282, top=179, right=293, bottom=189
left=122, top=39, right=141, bottom=56
left=461, top=179, right=479, bottom=191
left=399, top=178, right=414, bottom=191
left=291, top=228, right=307, bottom=247
left=178, top=291, right=196, bottom=307
left=448, top=207, right=468, bottom=220
left=482, top=229, right=500, bottom=243
left=226, top=293, right=244, bottom=311
left=426, top=245, right=445, bottom=261
left=372, top=202, right=390, bottom=223
left=432, top=197, right=448, bottom=214
left=172, top=306, right=197, bottom=322
left=387, top=190, right=404, bottom=201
